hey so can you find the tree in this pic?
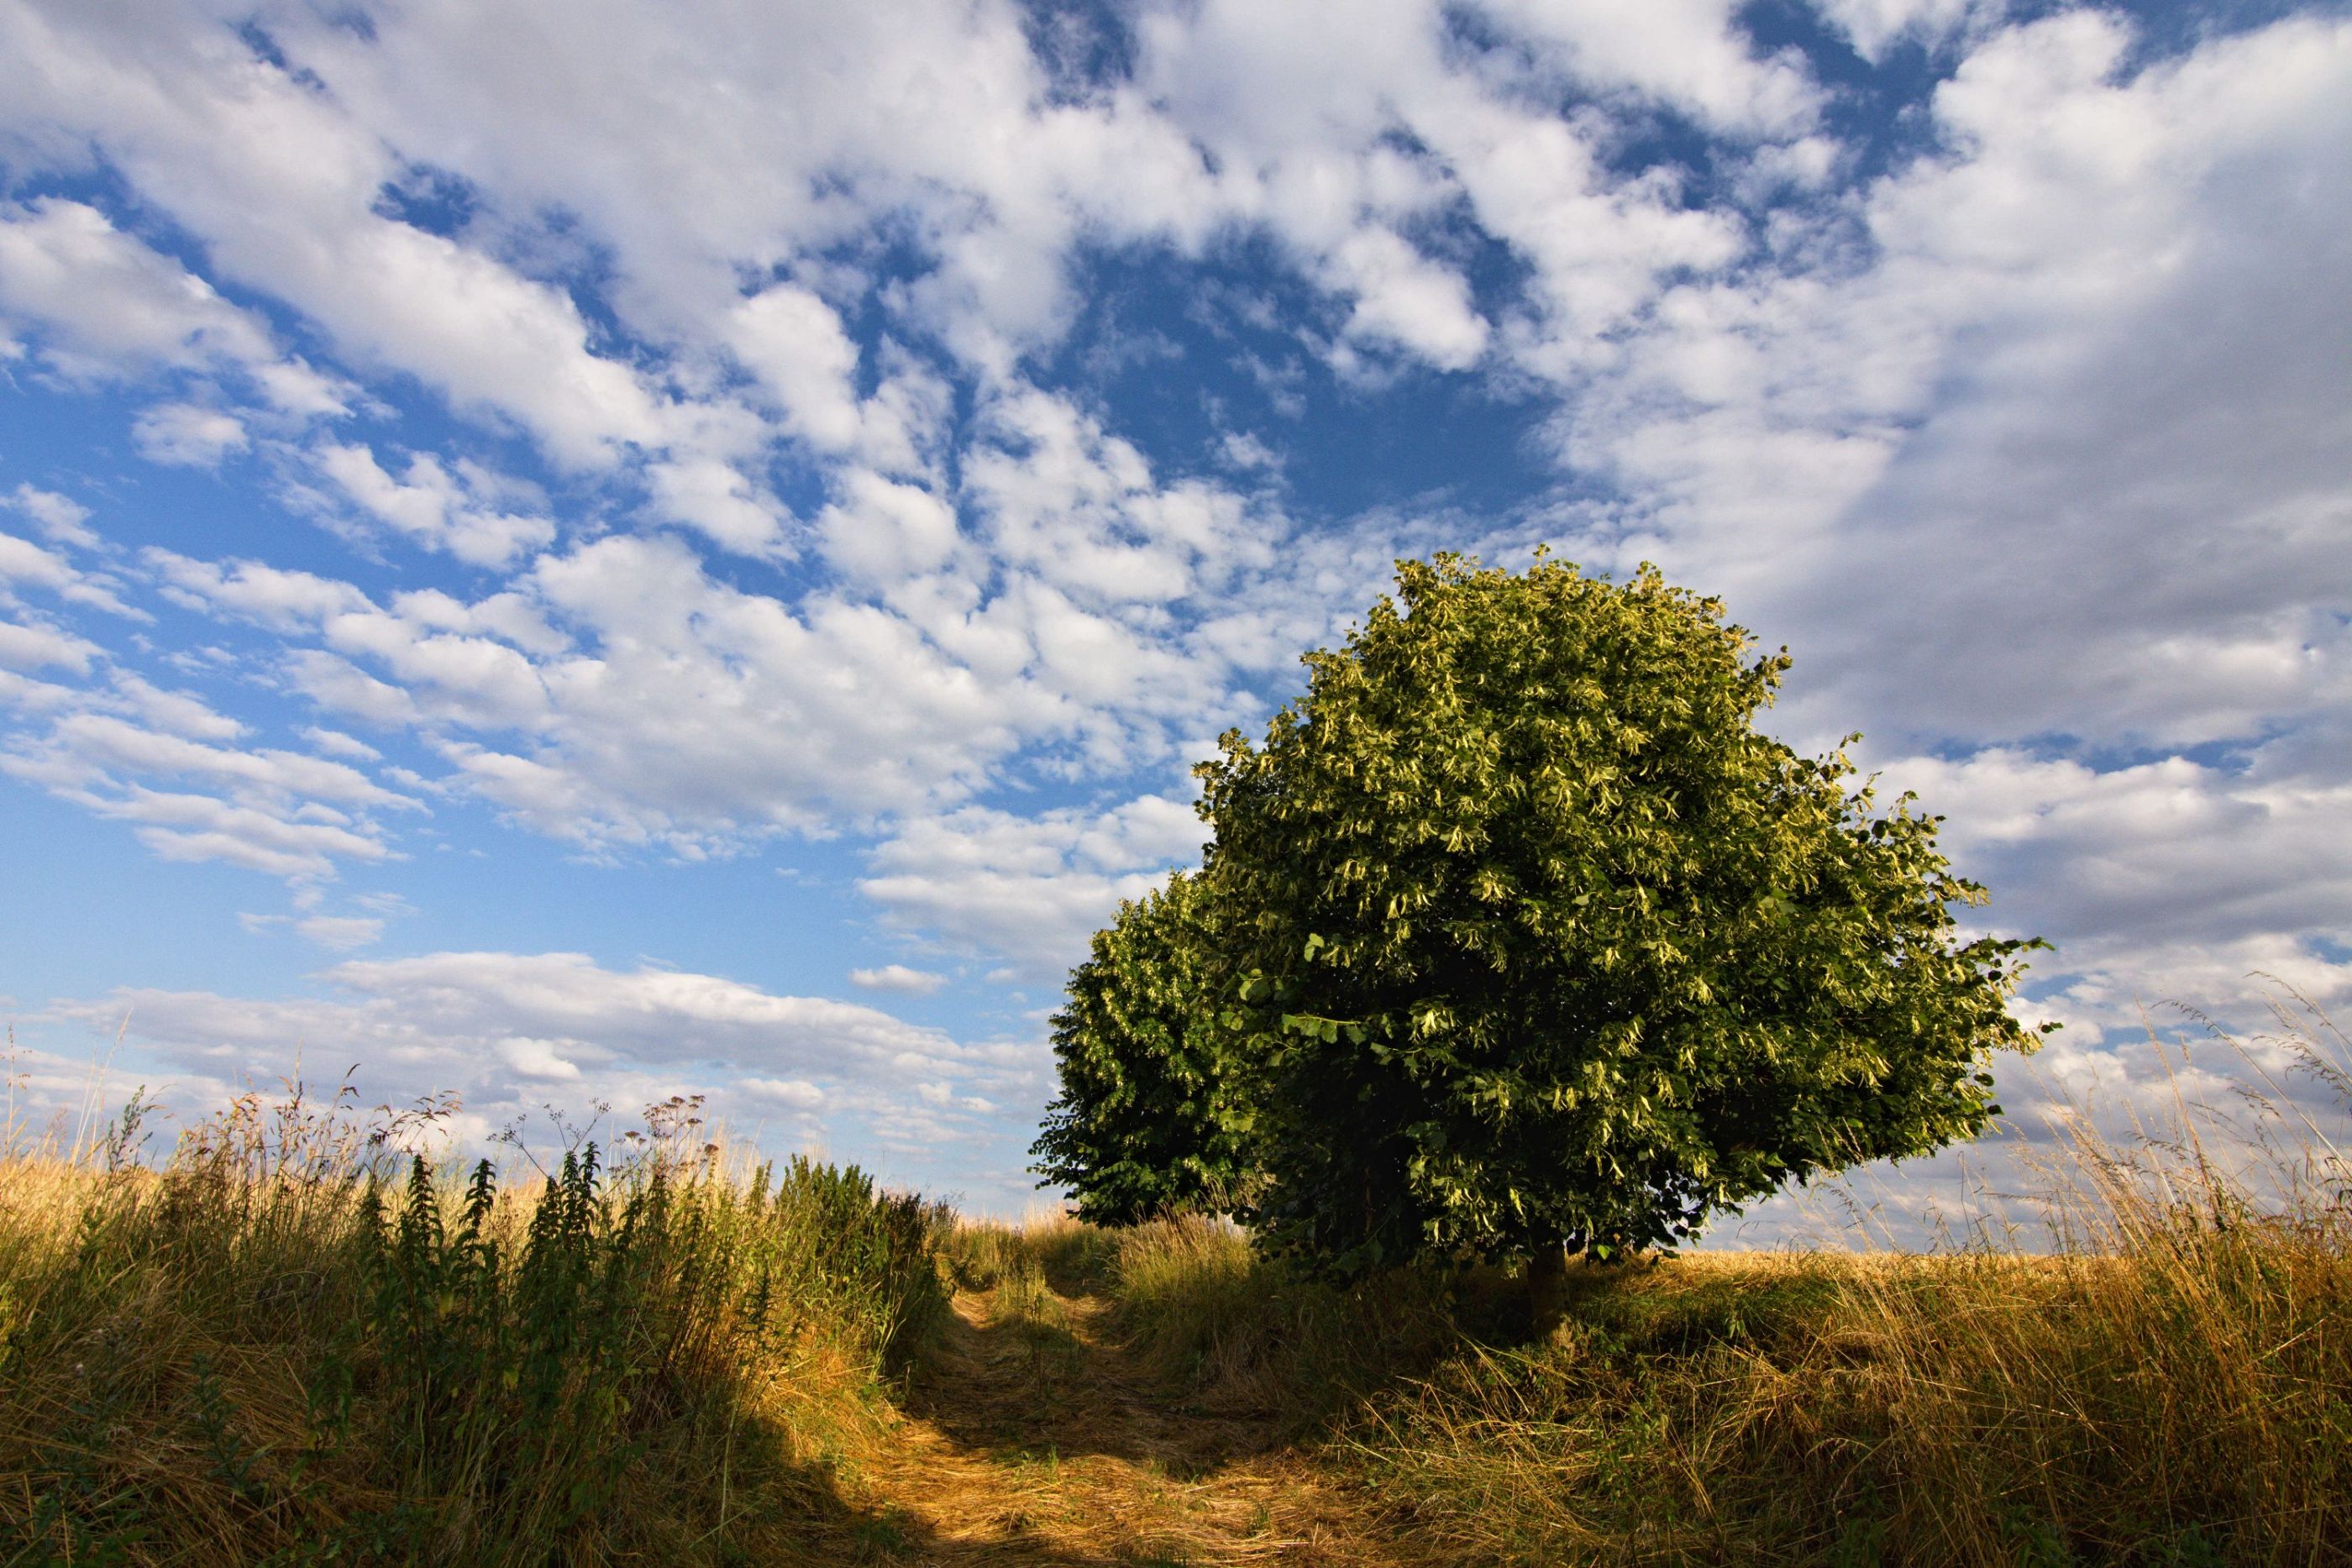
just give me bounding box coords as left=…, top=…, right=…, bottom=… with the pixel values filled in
left=1194, top=553, right=2046, bottom=1324
left=1031, top=870, right=1257, bottom=1225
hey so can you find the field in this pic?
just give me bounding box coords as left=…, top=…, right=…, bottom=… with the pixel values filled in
left=3, top=1005, right=2346, bottom=1566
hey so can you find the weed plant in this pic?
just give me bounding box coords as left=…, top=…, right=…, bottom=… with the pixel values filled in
left=0, top=1082, right=949, bottom=1565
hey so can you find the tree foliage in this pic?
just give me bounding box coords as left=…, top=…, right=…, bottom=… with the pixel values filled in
left=1030, top=871, right=1256, bottom=1225
left=1194, top=553, right=2046, bottom=1275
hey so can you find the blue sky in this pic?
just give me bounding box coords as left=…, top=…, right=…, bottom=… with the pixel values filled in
left=3, top=0, right=2347, bottom=1225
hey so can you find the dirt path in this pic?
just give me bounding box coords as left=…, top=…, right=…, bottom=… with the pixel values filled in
left=842, top=1278, right=1397, bottom=1565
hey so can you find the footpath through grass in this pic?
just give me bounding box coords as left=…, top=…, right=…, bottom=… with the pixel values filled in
left=4, top=1001, right=2349, bottom=1565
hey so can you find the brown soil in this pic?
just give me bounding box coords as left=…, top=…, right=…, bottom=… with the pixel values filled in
left=837, top=1280, right=1398, bottom=1565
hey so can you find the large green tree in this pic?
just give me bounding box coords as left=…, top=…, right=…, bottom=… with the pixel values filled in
left=1195, top=553, right=2046, bottom=1316
left=1031, top=870, right=1256, bottom=1225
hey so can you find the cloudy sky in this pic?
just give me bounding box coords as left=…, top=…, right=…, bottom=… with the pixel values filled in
left=2, top=0, right=2345, bottom=1223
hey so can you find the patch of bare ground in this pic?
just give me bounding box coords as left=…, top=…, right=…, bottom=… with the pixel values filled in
left=847, top=1278, right=1396, bottom=1566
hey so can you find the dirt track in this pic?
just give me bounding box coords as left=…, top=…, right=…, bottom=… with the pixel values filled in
left=841, top=1279, right=1394, bottom=1565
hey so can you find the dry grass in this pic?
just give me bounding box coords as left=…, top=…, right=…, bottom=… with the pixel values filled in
left=879, top=1223, right=1394, bottom=1564
left=4, top=996, right=2344, bottom=1565
left=914, top=997, right=2352, bottom=1565
left=0, top=1081, right=952, bottom=1565
left=1331, top=999, right=2352, bottom=1566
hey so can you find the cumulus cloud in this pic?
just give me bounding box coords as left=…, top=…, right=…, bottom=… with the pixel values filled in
left=1507, top=13, right=2352, bottom=768
left=848, top=963, right=950, bottom=996
left=24, top=950, right=1016, bottom=1176
left=1883, top=743, right=2352, bottom=964
left=133, top=403, right=249, bottom=467
left=148, top=499, right=1289, bottom=853
left=1478, top=0, right=1820, bottom=134
left=0, top=528, right=142, bottom=621
left=0, top=7, right=669, bottom=466
left=310, top=442, right=556, bottom=566
left=860, top=793, right=1207, bottom=975
left=1323, top=227, right=1490, bottom=370
left=147, top=548, right=375, bottom=631
left=0, top=195, right=353, bottom=438
left=0, top=197, right=273, bottom=380
left=1816, top=0, right=2002, bottom=61
left=0, top=616, right=97, bottom=674
left=0, top=662, right=422, bottom=882
left=0, top=0, right=2344, bottom=1224
left=3, top=485, right=98, bottom=549
left=729, top=283, right=863, bottom=451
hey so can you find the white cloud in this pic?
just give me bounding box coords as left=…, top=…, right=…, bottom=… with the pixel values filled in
left=1323, top=227, right=1488, bottom=370
left=239, top=910, right=388, bottom=951
left=6, top=0, right=1798, bottom=399
left=643, top=456, right=790, bottom=557
left=0, top=8, right=669, bottom=467
left=1882, top=744, right=2352, bottom=963
left=729, top=282, right=862, bottom=451
left=848, top=963, right=949, bottom=996
left=0, top=196, right=352, bottom=444
left=817, top=470, right=962, bottom=585
left=0, top=616, right=97, bottom=674
left=25, top=949, right=1021, bottom=1175
left=497, top=1035, right=584, bottom=1082
left=148, top=515, right=1274, bottom=853
left=963, top=386, right=1279, bottom=607
left=0, top=526, right=142, bottom=620
left=4, top=484, right=97, bottom=549
left=860, top=792, right=1206, bottom=974
left=148, top=549, right=375, bottom=631
left=55, top=706, right=408, bottom=803
left=0, top=532, right=81, bottom=597
left=0, top=665, right=422, bottom=884
left=1814, top=0, right=2001, bottom=61
left=133, top=402, right=249, bottom=468
left=302, top=726, right=381, bottom=762
left=740, top=1076, right=827, bottom=1109
left=1544, top=12, right=2352, bottom=758
left=0, top=197, right=273, bottom=380
left=1478, top=0, right=1820, bottom=134
left=312, top=442, right=555, bottom=566
left=297, top=914, right=387, bottom=951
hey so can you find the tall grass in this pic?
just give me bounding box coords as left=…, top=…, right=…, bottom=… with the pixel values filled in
left=1332, top=997, right=2352, bottom=1565
left=1099, top=1215, right=1489, bottom=1420
left=963, top=994, right=2348, bottom=1565
left=7, top=995, right=2344, bottom=1566
left=0, top=1080, right=949, bottom=1565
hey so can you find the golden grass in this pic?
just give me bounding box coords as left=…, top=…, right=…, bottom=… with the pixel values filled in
left=1331, top=1001, right=2352, bottom=1566
left=924, top=998, right=2352, bottom=1566
left=0, top=1084, right=953, bottom=1565
left=4, top=997, right=2345, bottom=1565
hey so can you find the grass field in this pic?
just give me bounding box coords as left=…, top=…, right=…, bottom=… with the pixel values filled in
left=3, top=1000, right=2346, bottom=1565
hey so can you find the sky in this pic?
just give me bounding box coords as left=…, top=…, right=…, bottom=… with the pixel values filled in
left=2, top=0, right=2347, bottom=1229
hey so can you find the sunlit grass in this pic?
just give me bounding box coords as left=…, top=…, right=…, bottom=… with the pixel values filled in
left=956, top=995, right=2352, bottom=1565
left=1345, top=997, right=2352, bottom=1565
left=0, top=1079, right=950, bottom=1565
left=6, top=994, right=2344, bottom=1565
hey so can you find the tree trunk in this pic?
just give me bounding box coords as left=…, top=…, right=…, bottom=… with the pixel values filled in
left=1526, top=1241, right=1570, bottom=1340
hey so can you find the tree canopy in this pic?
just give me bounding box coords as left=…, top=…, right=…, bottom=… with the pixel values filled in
left=1030, top=870, right=1255, bottom=1226
left=1195, top=553, right=2045, bottom=1280
left=1038, top=553, right=2047, bottom=1314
